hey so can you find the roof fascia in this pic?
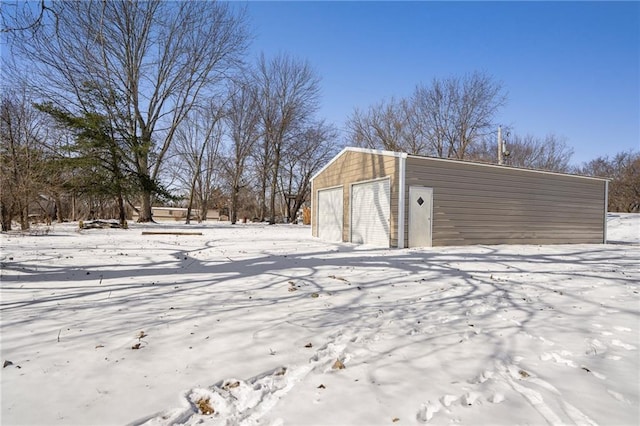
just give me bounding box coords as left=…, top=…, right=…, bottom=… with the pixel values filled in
left=406, top=154, right=609, bottom=183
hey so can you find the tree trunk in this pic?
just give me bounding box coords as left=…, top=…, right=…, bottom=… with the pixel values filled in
left=230, top=184, right=239, bottom=224
left=199, top=199, right=208, bottom=222
left=289, top=195, right=305, bottom=225
left=71, top=193, right=77, bottom=221
left=117, top=194, right=126, bottom=227
left=55, top=195, right=63, bottom=222
left=137, top=150, right=154, bottom=222
left=258, top=176, right=267, bottom=222
left=268, top=147, right=281, bottom=225
left=139, top=191, right=153, bottom=222
left=20, top=201, right=29, bottom=230
left=185, top=195, right=194, bottom=225
left=268, top=179, right=277, bottom=224
left=1, top=202, right=12, bottom=231
left=185, top=169, right=200, bottom=225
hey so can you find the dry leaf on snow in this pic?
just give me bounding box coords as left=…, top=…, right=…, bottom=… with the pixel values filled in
left=196, top=397, right=214, bottom=415
left=332, top=359, right=345, bottom=370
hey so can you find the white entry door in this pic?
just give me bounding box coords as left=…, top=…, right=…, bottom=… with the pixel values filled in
left=317, top=187, right=343, bottom=242
left=408, top=186, right=433, bottom=247
left=351, top=179, right=391, bottom=247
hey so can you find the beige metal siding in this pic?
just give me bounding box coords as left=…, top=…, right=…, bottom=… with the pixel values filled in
left=404, top=157, right=606, bottom=246
left=312, top=150, right=399, bottom=246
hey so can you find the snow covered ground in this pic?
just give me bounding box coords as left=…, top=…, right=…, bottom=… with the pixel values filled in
left=1, top=213, right=639, bottom=426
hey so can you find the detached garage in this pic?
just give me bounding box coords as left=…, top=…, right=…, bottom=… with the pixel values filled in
left=311, top=147, right=608, bottom=247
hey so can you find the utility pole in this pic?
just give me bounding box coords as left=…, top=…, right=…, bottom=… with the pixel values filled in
left=497, top=126, right=510, bottom=165
left=498, top=126, right=503, bottom=165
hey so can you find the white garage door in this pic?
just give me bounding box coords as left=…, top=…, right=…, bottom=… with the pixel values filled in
left=351, top=179, right=391, bottom=247
left=317, top=187, right=343, bottom=242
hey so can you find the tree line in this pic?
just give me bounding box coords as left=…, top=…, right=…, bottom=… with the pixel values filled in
left=1, top=1, right=336, bottom=230
left=1, top=2, right=637, bottom=232
left=346, top=72, right=638, bottom=213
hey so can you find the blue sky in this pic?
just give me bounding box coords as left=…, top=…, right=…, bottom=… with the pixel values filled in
left=243, top=1, right=639, bottom=165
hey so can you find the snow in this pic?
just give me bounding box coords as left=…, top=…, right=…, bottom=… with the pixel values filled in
left=1, top=214, right=639, bottom=426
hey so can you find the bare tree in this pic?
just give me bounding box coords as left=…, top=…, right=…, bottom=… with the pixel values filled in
left=469, top=132, right=574, bottom=172
left=578, top=151, right=640, bottom=212
left=172, top=102, right=225, bottom=224
left=505, top=133, right=573, bottom=172
left=252, top=53, right=321, bottom=224
left=252, top=134, right=272, bottom=222
left=0, top=88, right=48, bottom=230
left=8, top=0, right=249, bottom=221
left=279, top=121, right=338, bottom=222
left=347, top=72, right=506, bottom=159
left=1, top=0, right=57, bottom=33
left=414, top=72, right=507, bottom=159
left=223, top=80, right=262, bottom=224
left=347, top=99, right=406, bottom=152
left=347, top=97, right=431, bottom=155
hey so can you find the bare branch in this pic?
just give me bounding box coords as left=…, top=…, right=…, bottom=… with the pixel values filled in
left=9, top=1, right=249, bottom=221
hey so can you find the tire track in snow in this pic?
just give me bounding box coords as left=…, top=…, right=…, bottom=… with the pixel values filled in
left=416, top=359, right=598, bottom=425
left=497, top=361, right=598, bottom=426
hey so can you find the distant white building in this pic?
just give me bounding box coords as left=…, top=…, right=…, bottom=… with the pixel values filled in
left=131, top=206, right=220, bottom=222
